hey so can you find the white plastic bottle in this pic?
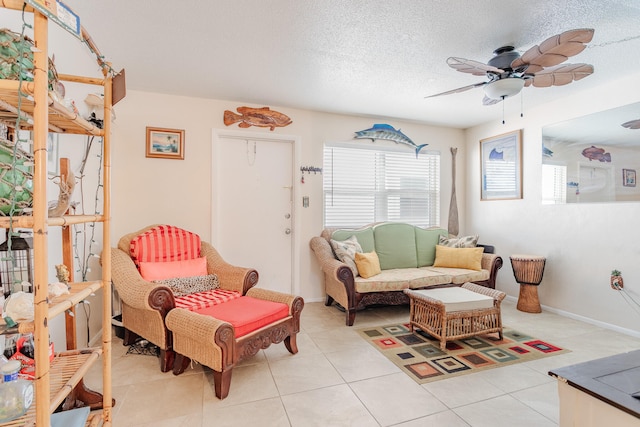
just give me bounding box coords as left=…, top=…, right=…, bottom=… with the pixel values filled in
left=0, top=360, right=34, bottom=422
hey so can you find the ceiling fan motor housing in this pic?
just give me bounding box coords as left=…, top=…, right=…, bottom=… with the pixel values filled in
left=488, top=46, right=520, bottom=71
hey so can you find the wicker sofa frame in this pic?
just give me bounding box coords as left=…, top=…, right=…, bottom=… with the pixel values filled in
left=404, top=283, right=506, bottom=350
left=110, top=225, right=259, bottom=372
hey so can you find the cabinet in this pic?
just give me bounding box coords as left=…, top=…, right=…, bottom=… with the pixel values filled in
left=0, top=2, right=118, bottom=426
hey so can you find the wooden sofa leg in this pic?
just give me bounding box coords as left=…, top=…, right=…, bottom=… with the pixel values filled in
left=122, top=328, right=140, bottom=346
left=172, top=353, right=190, bottom=375
left=213, top=369, right=233, bottom=400
left=284, top=334, right=299, bottom=354
left=159, top=348, right=175, bottom=373
left=325, top=295, right=334, bottom=306
left=346, top=310, right=356, bottom=326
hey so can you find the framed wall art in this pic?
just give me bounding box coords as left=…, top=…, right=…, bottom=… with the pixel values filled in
left=623, top=168, right=636, bottom=187
left=145, top=127, right=185, bottom=160
left=480, top=129, right=523, bottom=200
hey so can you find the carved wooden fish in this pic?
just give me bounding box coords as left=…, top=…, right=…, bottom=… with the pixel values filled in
left=581, top=145, right=611, bottom=162
left=223, top=106, right=292, bottom=131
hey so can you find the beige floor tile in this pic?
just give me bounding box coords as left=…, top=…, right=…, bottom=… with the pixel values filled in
left=350, top=372, right=448, bottom=426
left=422, top=373, right=505, bottom=408
left=475, top=363, right=554, bottom=393
left=203, top=397, right=289, bottom=427
left=112, top=373, right=205, bottom=426
left=324, top=344, right=400, bottom=382
left=394, top=410, right=471, bottom=426
left=307, top=327, right=371, bottom=353
left=454, top=394, right=556, bottom=427
left=269, top=352, right=345, bottom=395
left=511, top=381, right=560, bottom=423
left=281, top=384, right=378, bottom=427
left=201, top=362, right=280, bottom=407
left=263, top=332, right=321, bottom=362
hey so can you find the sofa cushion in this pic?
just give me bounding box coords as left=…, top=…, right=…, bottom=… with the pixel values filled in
left=330, top=235, right=362, bottom=276
left=331, top=228, right=375, bottom=253
left=175, top=288, right=241, bottom=311
left=433, top=245, right=483, bottom=271
left=154, top=274, right=220, bottom=297
left=139, top=256, right=208, bottom=281
left=438, top=234, right=479, bottom=248
left=355, top=268, right=451, bottom=293
left=373, top=223, right=418, bottom=270
left=425, top=267, right=489, bottom=284
left=355, top=251, right=381, bottom=279
left=412, top=287, right=494, bottom=312
left=130, top=224, right=201, bottom=266
left=415, top=227, right=447, bottom=267
left=194, top=296, right=289, bottom=338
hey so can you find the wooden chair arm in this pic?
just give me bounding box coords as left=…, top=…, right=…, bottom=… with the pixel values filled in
left=201, top=242, right=258, bottom=294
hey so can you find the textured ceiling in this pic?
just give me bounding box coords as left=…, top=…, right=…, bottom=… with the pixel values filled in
left=67, top=0, right=640, bottom=129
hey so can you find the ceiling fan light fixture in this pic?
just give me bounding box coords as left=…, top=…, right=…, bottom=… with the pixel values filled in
left=483, top=78, right=525, bottom=100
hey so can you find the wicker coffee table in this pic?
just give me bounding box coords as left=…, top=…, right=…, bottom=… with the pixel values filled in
left=404, top=283, right=506, bottom=350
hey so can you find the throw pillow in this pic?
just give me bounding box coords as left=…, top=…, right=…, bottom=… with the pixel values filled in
left=138, top=256, right=208, bottom=281
left=438, top=234, right=479, bottom=248
left=329, top=235, right=362, bottom=277
left=433, top=245, right=484, bottom=271
left=355, top=251, right=381, bottom=279
left=154, top=274, right=220, bottom=297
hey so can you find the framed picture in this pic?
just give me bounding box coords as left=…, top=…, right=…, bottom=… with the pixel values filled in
left=145, top=127, right=185, bottom=160
left=480, top=129, right=523, bottom=200
left=623, top=168, right=636, bottom=187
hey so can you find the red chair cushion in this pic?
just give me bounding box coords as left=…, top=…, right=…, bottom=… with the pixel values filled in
left=130, top=225, right=201, bottom=267
left=194, top=296, right=289, bottom=338
left=175, top=289, right=241, bottom=311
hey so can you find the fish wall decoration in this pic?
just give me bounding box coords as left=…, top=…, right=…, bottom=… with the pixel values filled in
left=581, top=145, right=611, bottom=162
left=354, top=124, right=427, bottom=158
left=223, top=106, right=292, bottom=131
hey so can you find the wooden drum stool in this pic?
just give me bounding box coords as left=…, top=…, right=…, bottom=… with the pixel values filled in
left=510, top=254, right=546, bottom=313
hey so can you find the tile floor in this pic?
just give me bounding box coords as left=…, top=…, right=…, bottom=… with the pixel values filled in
left=85, top=299, right=640, bottom=426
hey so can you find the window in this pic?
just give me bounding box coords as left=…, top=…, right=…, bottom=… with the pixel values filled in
left=541, top=163, right=567, bottom=204
left=323, top=143, right=440, bottom=228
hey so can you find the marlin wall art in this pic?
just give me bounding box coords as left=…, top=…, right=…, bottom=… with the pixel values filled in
left=354, top=124, right=427, bottom=158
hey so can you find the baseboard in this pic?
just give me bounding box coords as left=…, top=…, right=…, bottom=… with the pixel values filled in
left=88, top=327, right=103, bottom=347
left=504, top=295, right=640, bottom=339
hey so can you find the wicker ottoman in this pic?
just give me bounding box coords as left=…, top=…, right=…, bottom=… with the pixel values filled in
left=404, top=283, right=506, bottom=350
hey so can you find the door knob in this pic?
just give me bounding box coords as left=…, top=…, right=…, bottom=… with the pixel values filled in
left=284, top=213, right=291, bottom=219
left=285, top=228, right=291, bottom=235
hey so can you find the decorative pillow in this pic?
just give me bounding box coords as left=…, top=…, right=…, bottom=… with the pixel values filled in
left=329, top=235, right=362, bottom=276
left=138, top=256, right=208, bottom=281
left=355, top=251, right=381, bottom=279
left=154, top=274, right=220, bottom=297
left=438, top=234, right=479, bottom=248
left=130, top=224, right=201, bottom=267
left=432, top=245, right=484, bottom=271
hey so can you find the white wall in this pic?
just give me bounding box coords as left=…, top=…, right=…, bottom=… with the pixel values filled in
left=465, top=73, right=640, bottom=335
left=111, top=92, right=465, bottom=304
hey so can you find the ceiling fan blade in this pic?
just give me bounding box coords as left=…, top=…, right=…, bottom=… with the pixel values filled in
left=482, top=95, right=502, bottom=106
left=446, top=57, right=503, bottom=76
left=529, top=63, right=594, bottom=87
left=425, top=81, right=487, bottom=98
left=511, top=28, right=595, bottom=69
left=622, top=119, right=640, bottom=129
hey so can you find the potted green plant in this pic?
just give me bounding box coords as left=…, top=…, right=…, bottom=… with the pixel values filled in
left=611, top=269, right=623, bottom=289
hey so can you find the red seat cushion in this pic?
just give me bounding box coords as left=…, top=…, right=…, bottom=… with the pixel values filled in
left=194, top=296, right=289, bottom=338
left=175, top=289, right=241, bottom=311
left=130, top=225, right=201, bottom=267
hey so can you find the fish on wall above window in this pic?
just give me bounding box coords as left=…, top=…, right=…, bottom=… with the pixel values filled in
left=223, top=106, right=292, bottom=131
left=354, top=124, right=428, bottom=158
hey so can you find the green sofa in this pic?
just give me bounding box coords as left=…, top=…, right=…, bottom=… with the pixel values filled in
left=310, top=222, right=503, bottom=326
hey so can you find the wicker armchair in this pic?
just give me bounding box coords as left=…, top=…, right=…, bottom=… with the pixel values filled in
left=110, top=225, right=258, bottom=372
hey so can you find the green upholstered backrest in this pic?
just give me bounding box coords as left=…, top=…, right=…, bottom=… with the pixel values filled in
left=415, top=227, right=448, bottom=267
left=331, top=227, right=375, bottom=253
left=373, top=223, right=418, bottom=269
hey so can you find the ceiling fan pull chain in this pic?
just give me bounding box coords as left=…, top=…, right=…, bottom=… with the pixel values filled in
left=502, top=96, right=506, bottom=124
left=520, top=91, right=524, bottom=118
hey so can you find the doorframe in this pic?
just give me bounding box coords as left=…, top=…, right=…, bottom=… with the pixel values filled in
left=211, top=128, right=301, bottom=295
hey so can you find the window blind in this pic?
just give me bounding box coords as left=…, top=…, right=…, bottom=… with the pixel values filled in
left=323, top=144, right=440, bottom=228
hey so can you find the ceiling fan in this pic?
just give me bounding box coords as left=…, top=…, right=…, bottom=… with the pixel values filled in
left=426, top=28, right=595, bottom=105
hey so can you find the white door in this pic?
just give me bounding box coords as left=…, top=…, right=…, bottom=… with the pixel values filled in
left=212, top=130, right=297, bottom=294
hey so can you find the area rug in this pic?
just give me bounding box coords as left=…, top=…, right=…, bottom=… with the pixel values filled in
left=357, top=323, right=569, bottom=384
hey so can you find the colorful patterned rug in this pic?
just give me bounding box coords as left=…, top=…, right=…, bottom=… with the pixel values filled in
left=357, top=323, right=569, bottom=384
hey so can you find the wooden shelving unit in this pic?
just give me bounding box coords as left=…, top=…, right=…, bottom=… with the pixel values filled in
left=0, top=1, right=118, bottom=425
